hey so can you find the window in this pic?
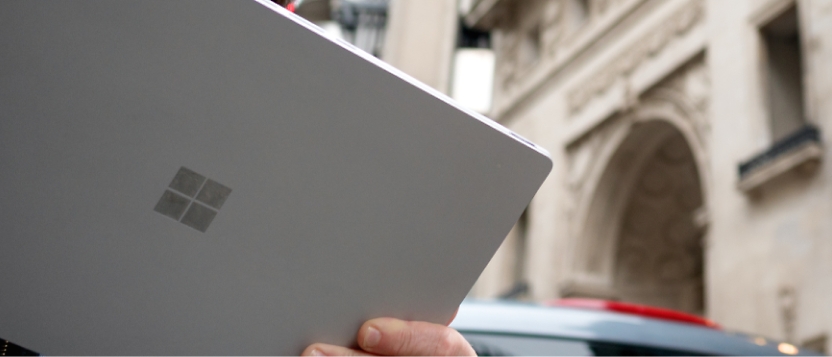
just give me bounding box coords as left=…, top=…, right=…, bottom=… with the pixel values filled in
left=761, top=4, right=806, bottom=141
left=737, top=3, right=820, bottom=192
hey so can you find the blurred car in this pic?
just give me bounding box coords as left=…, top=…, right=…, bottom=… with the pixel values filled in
left=450, top=299, right=822, bottom=356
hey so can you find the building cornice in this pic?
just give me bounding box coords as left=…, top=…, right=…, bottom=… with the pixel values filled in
left=489, top=0, right=650, bottom=119
left=561, top=0, right=706, bottom=145
left=566, top=0, right=704, bottom=116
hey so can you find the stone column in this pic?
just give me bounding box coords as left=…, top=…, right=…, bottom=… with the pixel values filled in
left=381, top=0, right=458, bottom=93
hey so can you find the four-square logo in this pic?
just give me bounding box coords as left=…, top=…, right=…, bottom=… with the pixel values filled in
left=153, top=167, right=232, bottom=232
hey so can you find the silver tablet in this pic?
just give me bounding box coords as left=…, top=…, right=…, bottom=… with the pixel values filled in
left=0, top=1, right=551, bottom=354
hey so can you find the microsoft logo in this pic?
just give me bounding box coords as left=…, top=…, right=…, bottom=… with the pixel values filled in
left=153, top=167, right=232, bottom=232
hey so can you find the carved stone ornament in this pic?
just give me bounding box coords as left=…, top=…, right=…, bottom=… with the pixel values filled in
left=497, top=0, right=549, bottom=91
left=496, top=0, right=640, bottom=93
left=562, top=53, right=710, bottom=312
left=540, top=1, right=565, bottom=56
left=640, top=56, right=711, bottom=152
left=565, top=54, right=709, bottom=215
left=567, top=0, right=704, bottom=115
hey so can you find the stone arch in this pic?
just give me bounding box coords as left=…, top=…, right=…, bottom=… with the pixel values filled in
left=568, top=99, right=709, bottom=314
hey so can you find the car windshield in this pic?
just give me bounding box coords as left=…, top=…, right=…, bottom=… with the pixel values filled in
left=462, top=332, right=706, bottom=356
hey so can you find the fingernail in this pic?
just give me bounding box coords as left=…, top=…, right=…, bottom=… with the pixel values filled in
left=363, top=326, right=381, bottom=348
left=309, top=348, right=325, bottom=356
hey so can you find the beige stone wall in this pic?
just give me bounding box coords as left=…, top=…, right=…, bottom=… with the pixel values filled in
left=381, top=0, right=458, bottom=93
left=707, top=0, right=832, bottom=348
left=382, top=0, right=832, bottom=352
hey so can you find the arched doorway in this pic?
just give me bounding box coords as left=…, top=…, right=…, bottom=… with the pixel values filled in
left=572, top=117, right=706, bottom=315
left=612, top=128, right=704, bottom=314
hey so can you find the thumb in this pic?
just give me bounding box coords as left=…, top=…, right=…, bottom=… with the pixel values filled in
left=356, top=317, right=475, bottom=356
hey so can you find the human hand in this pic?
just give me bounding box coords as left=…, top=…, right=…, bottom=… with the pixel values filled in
left=301, top=317, right=476, bottom=356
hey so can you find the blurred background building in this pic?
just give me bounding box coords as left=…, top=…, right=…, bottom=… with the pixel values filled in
left=293, top=0, right=831, bottom=352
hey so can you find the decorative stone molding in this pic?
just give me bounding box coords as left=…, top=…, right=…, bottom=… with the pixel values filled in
left=567, top=56, right=709, bottom=200
left=563, top=113, right=649, bottom=281
left=540, top=1, right=566, bottom=58
left=567, top=0, right=704, bottom=115
left=563, top=115, right=707, bottom=313
left=491, top=0, right=645, bottom=117
left=562, top=54, right=711, bottom=305
left=495, top=0, right=553, bottom=93
left=566, top=115, right=629, bottom=201
left=640, top=56, right=710, bottom=151
left=592, top=0, right=632, bottom=17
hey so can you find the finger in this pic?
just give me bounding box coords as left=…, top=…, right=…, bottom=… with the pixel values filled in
left=356, top=317, right=476, bottom=356
left=301, top=343, right=376, bottom=356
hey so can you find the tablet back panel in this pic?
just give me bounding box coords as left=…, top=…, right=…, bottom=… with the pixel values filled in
left=0, top=1, right=552, bottom=354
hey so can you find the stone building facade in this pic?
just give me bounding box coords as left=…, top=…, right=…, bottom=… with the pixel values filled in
left=377, top=0, right=832, bottom=352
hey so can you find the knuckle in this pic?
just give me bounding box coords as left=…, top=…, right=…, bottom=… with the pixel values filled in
left=393, top=325, right=416, bottom=355
left=432, top=329, right=463, bottom=356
